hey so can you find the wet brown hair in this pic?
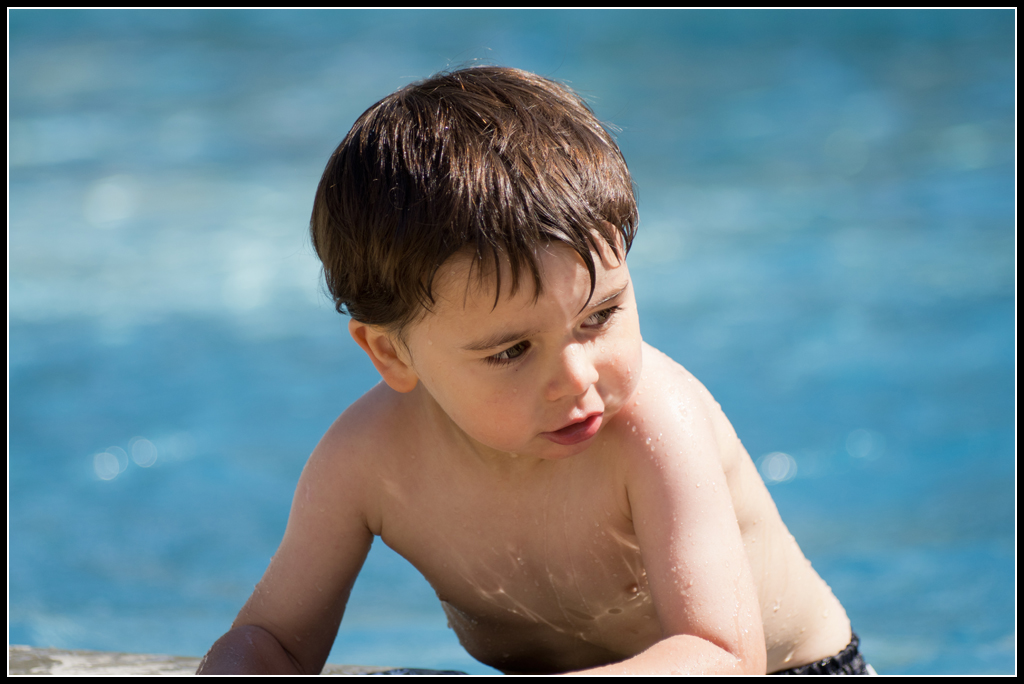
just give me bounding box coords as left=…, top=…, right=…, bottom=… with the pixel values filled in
left=310, top=65, right=638, bottom=334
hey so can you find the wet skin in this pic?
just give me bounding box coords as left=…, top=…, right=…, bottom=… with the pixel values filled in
left=205, top=242, right=851, bottom=675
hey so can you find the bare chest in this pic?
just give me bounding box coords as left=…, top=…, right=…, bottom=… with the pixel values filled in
left=373, top=463, right=662, bottom=672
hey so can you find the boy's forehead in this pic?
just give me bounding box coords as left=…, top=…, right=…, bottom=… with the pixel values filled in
left=423, top=226, right=625, bottom=316
left=429, top=241, right=625, bottom=318
left=432, top=244, right=571, bottom=312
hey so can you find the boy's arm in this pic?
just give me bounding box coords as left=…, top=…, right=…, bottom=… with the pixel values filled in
left=196, top=624, right=307, bottom=675
left=579, top=359, right=766, bottom=675
left=198, top=409, right=376, bottom=675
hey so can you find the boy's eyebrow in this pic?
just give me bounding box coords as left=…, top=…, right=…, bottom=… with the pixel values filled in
left=462, top=327, right=542, bottom=352
left=462, top=283, right=629, bottom=352
left=589, top=283, right=629, bottom=310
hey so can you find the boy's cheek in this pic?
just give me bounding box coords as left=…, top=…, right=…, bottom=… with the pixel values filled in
left=610, top=317, right=644, bottom=375
left=435, top=381, right=533, bottom=435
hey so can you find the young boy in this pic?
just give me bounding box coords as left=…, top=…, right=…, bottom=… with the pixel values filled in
left=198, top=66, right=868, bottom=675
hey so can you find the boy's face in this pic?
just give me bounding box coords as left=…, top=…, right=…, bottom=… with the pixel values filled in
left=398, top=240, right=643, bottom=462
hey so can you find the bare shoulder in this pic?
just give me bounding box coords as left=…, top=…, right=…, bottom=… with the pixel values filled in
left=631, top=343, right=745, bottom=474
left=612, top=342, right=745, bottom=497
left=637, top=342, right=709, bottom=403
left=307, top=381, right=415, bottom=535
left=632, top=343, right=771, bottom=525
left=317, top=380, right=409, bottom=454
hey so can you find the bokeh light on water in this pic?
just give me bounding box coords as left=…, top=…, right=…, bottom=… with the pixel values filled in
left=9, top=10, right=1014, bottom=674
left=759, top=452, right=798, bottom=484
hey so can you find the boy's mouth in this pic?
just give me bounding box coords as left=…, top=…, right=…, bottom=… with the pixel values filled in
left=542, top=413, right=603, bottom=446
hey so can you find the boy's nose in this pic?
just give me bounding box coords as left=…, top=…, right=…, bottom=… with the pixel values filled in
left=546, top=342, right=599, bottom=401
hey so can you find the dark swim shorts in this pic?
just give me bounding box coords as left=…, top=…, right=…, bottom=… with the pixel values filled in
left=771, top=633, right=873, bottom=675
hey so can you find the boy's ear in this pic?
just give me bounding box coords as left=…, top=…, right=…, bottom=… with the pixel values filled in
left=348, top=320, right=419, bottom=393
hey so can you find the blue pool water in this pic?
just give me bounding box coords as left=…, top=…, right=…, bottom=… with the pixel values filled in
left=9, top=10, right=1015, bottom=675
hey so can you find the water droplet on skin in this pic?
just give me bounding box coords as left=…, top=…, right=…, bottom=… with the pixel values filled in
left=632, top=425, right=637, bottom=432
left=645, top=437, right=651, bottom=445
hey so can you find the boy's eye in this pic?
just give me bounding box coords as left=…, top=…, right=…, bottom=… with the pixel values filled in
left=583, top=306, right=621, bottom=328
left=487, top=341, right=530, bottom=366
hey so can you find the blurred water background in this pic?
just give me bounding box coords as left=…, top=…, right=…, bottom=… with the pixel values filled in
left=8, top=10, right=1015, bottom=675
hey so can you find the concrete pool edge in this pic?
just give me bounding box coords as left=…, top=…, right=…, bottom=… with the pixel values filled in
left=7, top=645, right=398, bottom=675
